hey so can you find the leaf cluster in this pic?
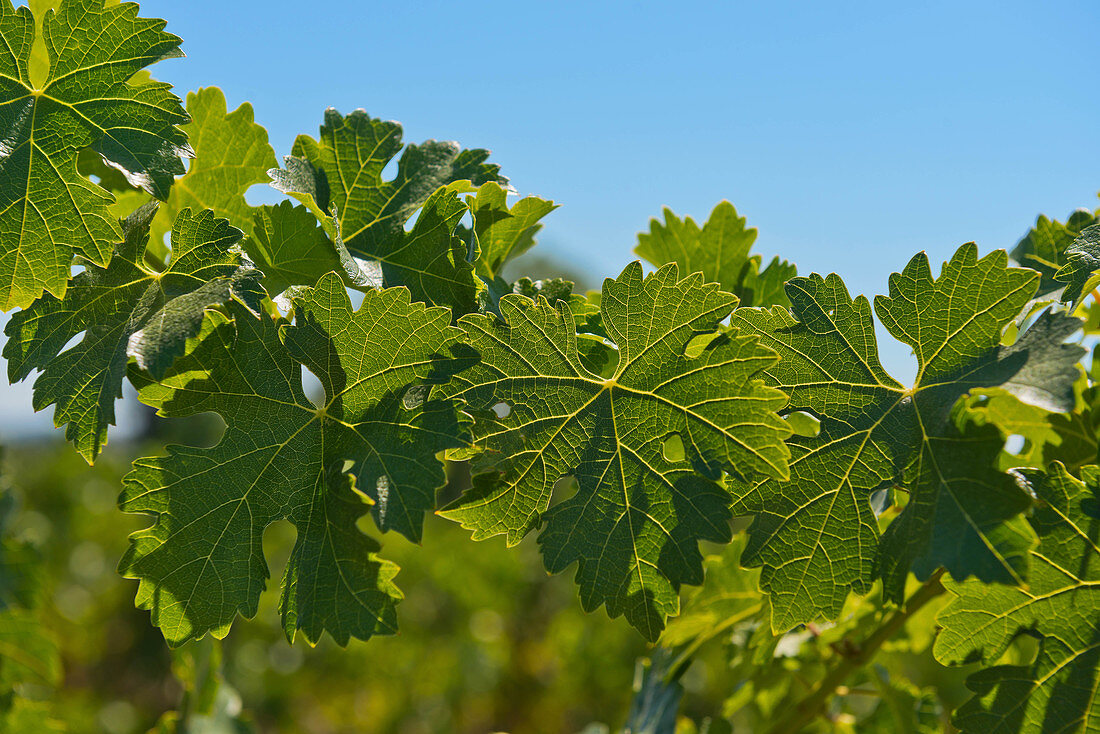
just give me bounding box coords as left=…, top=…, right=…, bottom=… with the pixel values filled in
left=3, top=3, right=1100, bottom=732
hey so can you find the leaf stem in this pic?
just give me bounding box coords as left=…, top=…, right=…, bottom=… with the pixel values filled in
left=762, top=570, right=946, bottom=734
left=664, top=602, right=763, bottom=681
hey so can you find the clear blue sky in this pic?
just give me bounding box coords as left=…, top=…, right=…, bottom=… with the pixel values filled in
left=2, top=0, right=1099, bottom=438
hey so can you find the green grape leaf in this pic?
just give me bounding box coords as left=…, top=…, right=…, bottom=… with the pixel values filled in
left=159, top=87, right=276, bottom=240
left=1056, top=223, right=1100, bottom=307
left=366, top=182, right=479, bottom=312
left=4, top=203, right=262, bottom=463
left=465, top=181, right=557, bottom=280
left=729, top=244, right=1083, bottom=631
left=0, top=0, right=190, bottom=309
left=635, top=201, right=796, bottom=307
left=935, top=462, right=1100, bottom=734
left=961, top=388, right=1098, bottom=474
left=660, top=536, right=762, bottom=648
left=439, top=261, right=791, bottom=639
left=268, top=108, right=505, bottom=302
left=1011, top=210, right=1098, bottom=295
left=245, top=200, right=370, bottom=296
left=119, top=274, right=468, bottom=645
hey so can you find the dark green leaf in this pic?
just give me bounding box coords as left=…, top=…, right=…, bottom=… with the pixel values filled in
left=119, top=274, right=468, bottom=645
left=935, top=462, right=1100, bottom=733
left=730, top=244, right=1082, bottom=630
left=440, top=261, right=790, bottom=639
left=245, top=200, right=370, bottom=296
left=1056, top=223, right=1100, bottom=306
left=268, top=108, right=505, bottom=293
left=0, top=0, right=190, bottom=309
left=1010, top=210, right=1097, bottom=295
left=4, top=203, right=262, bottom=462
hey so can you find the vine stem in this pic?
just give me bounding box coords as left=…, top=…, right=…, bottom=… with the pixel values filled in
left=664, top=602, right=763, bottom=682
left=763, top=569, right=946, bottom=734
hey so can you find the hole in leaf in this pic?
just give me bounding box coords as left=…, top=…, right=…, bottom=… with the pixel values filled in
left=784, top=411, right=821, bottom=437
left=261, top=518, right=297, bottom=586
left=549, top=475, right=579, bottom=506
left=869, top=488, right=892, bottom=516
left=662, top=433, right=685, bottom=462
left=683, top=332, right=719, bottom=359
left=301, top=365, right=325, bottom=409
left=403, top=385, right=428, bottom=410
left=380, top=155, right=400, bottom=184
left=1004, top=434, right=1027, bottom=456
left=243, top=182, right=281, bottom=208
left=492, top=401, right=512, bottom=418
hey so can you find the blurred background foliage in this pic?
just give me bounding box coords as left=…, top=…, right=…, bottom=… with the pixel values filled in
left=1, top=419, right=998, bottom=733
left=0, top=420, right=649, bottom=733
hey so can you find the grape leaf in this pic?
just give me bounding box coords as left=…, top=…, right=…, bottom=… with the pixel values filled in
left=0, top=0, right=190, bottom=309
left=268, top=108, right=505, bottom=307
left=935, top=462, right=1100, bottom=734
left=465, top=181, right=557, bottom=280
left=660, top=537, right=762, bottom=648
left=105, top=87, right=279, bottom=263
left=1057, top=223, right=1100, bottom=307
left=961, top=389, right=1098, bottom=474
left=729, top=244, right=1084, bottom=630
left=1011, top=210, right=1098, bottom=295
left=635, top=201, right=796, bottom=308
left=364, top=182, right=480, bottom=312
left=439, top=261, right=791, bottom=639
left=159, top=87, right=276, bottom=241
left=246, top=200, right=370, bottom=296
left=119, top=273, right=468, bottom=645
left=4, top=203, right=262, bottom=463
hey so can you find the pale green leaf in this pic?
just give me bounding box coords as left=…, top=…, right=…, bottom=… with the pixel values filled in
left=635, top=201, right=796, bottom=307
left=159, top=87, right=276, bottom=240
left=465, top=181, right=556, bottom=280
